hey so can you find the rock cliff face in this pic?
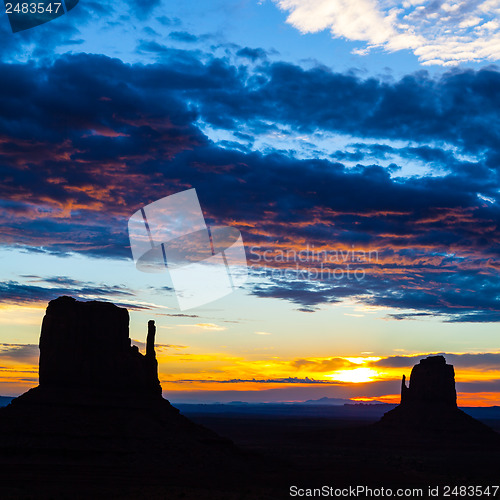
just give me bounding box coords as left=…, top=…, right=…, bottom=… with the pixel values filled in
left=379, top=355, right=495, bottom=438
left=0, top=297, right=241, bottom=498
left=38, top=296, right=161, bottom=395
left=400, top=355, right=456, bottom=408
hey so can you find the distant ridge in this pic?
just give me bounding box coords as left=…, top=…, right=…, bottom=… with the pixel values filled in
left=303, top=397, right=389, bottom=405
left=0, top=397, right=13, bottom=407
left=302, top=397, right=352, bottom=405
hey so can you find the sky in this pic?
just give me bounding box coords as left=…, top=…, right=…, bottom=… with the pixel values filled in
left=0, top=0, right=499, bottom=405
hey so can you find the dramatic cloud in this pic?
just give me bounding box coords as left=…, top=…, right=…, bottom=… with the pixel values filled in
left=0, top=51, right=498, bottom=320
left=273, top=0, right=500, bottom=65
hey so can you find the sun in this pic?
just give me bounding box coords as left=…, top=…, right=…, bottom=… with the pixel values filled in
left=327, top=367, right=378, bottom=383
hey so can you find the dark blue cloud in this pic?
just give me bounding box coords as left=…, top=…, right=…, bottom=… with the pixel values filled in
left=0, top=51, right=498, bottom=320
left=236, top=47, right=268, bottom=62
left=0, top=278, right=146, bottom=310
left=247, top=269, right=500, bottom=321
left=128, top=0, right=162, bottom=19
left=172, top=57, right=500, bottom=171
left=169, top=31, right=199, bottom=43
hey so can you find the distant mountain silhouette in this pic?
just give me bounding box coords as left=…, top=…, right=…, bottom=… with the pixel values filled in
left=301, top=397, right=390, bottom=405
left=0, top=396, right=13, bottom=407
left=0, top=297, right=263, bottom=499
left=303, top=397, right=353, bottom=405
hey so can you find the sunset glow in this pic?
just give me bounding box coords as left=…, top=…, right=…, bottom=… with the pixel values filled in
left=327, top=368, right=379, bottom=383
left=0, top=0, right=499, bottom=410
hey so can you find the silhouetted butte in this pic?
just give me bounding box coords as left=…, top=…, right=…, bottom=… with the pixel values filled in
left=0, top=297, right=258, bottom=499
left=378, top=355, right=498, bottom=441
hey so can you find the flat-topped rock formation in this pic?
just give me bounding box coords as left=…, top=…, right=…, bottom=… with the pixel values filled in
left=39, top=296, right=161, bottom=396
left=0, top=297, right=261, bottom=499
left=400, top=355, right=456, bottom=408
left=378, top=355, right=497, bottom=440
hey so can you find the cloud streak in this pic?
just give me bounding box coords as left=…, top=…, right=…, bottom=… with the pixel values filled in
left=0, top=277, right=145, bottom=310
